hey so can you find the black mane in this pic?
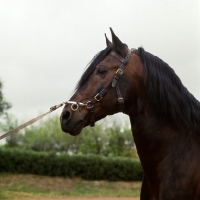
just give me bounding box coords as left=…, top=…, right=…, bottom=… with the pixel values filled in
left=75, top=45, right=200, bottom=132
left=137, top=47, right=200, bottom=132
left=75, top=46, right=112, bottom=91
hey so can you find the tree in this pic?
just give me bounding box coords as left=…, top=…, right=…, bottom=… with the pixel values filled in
left=1, top=114, right=21, bottom=147
left=0, top=80, right=13, bottom=145
left=0, top=81, right=11, bottom=116
left=2, top=115, right=137, bottom=158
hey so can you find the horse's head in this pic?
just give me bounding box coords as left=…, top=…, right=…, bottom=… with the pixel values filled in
left=60, top=28, right=144, bottom=135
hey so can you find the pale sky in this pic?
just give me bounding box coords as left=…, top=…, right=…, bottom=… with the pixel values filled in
left=0, top=0, right=200, bottom=124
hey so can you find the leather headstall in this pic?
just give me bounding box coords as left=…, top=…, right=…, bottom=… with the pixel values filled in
left=87, top=48, right=132, bottom=126
left=64, top=49, right=132, bottom=127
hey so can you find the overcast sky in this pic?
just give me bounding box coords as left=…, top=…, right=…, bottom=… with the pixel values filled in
left=0, top=0, right=200, bottom=125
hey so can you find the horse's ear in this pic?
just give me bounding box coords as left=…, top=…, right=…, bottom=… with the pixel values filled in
left=105, top=34, right=112, bottom=47
left=110, top=27, right=127, bottom=56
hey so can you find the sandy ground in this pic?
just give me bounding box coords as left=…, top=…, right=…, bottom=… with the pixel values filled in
left=18, top=197, right=140, bottom=200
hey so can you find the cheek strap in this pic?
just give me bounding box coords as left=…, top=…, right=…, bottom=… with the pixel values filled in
left=111, top=49, right=132, bottom=87
left=88, top=49, right=131, bottom=126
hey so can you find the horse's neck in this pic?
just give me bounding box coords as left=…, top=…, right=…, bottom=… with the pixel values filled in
left=129, top=110, right=191, bottom=172
left=130, top=114, right=169, bottom=158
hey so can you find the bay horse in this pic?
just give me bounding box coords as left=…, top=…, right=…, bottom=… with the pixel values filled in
left=60, top=28, right=200, bottom=199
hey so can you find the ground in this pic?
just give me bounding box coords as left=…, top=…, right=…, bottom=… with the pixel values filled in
left=18, top=197, right=139, bottom=200
left=0, top=174, right=141, bottom=200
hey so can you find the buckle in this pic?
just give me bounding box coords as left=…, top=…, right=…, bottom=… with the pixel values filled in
left=118, top=98, right=124, bottom=103
left=115, top=68, right=123, bottom=75
left=94, top=93, right=103, bottom=101
left=118, top=98, right=124, bottom=110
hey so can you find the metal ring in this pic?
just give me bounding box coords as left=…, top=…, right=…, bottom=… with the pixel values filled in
left=71, top=103, right=79, bottom=111
left=86, top=101, right=94, bottom=109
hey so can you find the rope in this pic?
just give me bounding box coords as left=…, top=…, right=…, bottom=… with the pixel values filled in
left=0, top=103, right=64, bottom=140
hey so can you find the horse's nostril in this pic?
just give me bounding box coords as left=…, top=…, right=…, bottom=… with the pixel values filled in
left=61, top=110, right=71, bottom=125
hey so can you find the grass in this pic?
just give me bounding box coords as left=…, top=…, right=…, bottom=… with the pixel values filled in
left=0, top=173, right=141, bottom=199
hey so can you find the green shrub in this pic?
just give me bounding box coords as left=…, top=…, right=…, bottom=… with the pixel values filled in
left=1, top=116, right=137, bottom=158
left=0, top=148, right=143, bottom=181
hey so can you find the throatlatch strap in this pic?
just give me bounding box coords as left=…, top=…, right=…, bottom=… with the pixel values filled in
left=116, top=83, right=124, bottom=111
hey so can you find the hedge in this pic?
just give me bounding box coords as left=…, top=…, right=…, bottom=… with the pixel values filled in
left=0, top=148, right=143, bottom=181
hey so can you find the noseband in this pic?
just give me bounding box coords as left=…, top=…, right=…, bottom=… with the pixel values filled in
left=64, top=49, right=132, bottom=127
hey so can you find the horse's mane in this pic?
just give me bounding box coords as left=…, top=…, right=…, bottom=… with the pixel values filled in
left=75, top=46, right=112, bottom=91
left=137, top=47, right=200, bottom=132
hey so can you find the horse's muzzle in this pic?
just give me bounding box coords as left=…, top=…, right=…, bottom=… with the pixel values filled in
left=60, top=110, right=84, bottom=136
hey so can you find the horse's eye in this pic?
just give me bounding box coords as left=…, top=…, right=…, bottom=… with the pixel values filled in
left=96, top=68, right=107, bottom=76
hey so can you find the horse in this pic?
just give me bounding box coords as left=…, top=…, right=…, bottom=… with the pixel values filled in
left=60, top=28, right=200, bottom=200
